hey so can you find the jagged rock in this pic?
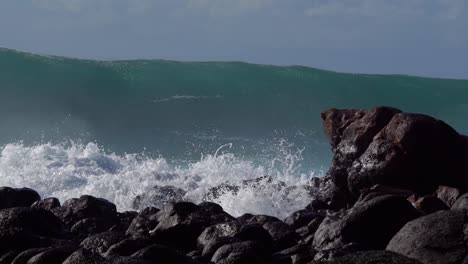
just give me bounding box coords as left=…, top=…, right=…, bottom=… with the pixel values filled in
left=272, top=244, right=315, bottom=264
left=62, top=248, right=107, bottom=264
left=109, top=211, right=138, bottom=232
left=311, top=250, right=422, bottom=264
left=10, top=248, right=48, bottom=264
left=0, top=208, right=67, bottom=254
left=31, top=198, right=61, bottom=211
left=80, top=231, right=125, bottom=254
left=408, top=195, right=449, bottom=214
left=71, top=218, right=115, bottom=239
left=238, top=214, right=298, bottom=251
left=284, top=209, right=323, bottom=229
left=0, top=250, right=21, bottom=264
left=348, top=112, right=468, bottom=196
left=211, top=240, right=270, bottom=264
left=313, top=195, right=420, bottom=260
left=104, top=235, right=153, bottom=257
left=203, top=184, right=240, bottom=201
left=125, top=208, right=159, bottom=237
left=131, top=244, right=196, bottom=263
left=387, top=210, right=467, bottom=264
left=55, top=195, right=117, bottom=227
left=356, top=185, right=415, bottom=205
left=197, top=221, right=272, bottom=258
left=0, top=187, right=41, bottom=209
left=150, top=202, right=234, bottom=251
left=133, top=185, right=187, bottom=210
left=435, top=186, right=462, bottom=207
left=451, top=192, right=468, bottom=211
left=25, top=244, right=79, bottom=264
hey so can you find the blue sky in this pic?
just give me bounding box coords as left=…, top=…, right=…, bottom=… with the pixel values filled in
left=1, top=0, right=467, bottom=78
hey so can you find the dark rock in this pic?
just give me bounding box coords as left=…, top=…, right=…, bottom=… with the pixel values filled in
left=109, top=211, right=138, bottom=232
left=311, top=250, right=422, bottom=264
left=150, top=202, right=234, bottom=251
left=31, top=198, right=61, bottom=211
left=0, top=250, right=21, bottom=264
left=409, top=195, right=449, bottom=214
left=10, top=248, right=47, bottom=264
left=133, top=185, right=187, bottom=210
left=125, top=209, right=159, bottom=237
left=197, top=221, right=272, bottom=258
left=80, top=231, right=126, bottom=254
left=104, top=235, right=153, bottom=257
left=71, top=218, right=115, bottom=239
left=25, top=244, right=79, bottom=264
left=356, top=185, right=415, bottom=205
left=0, top=208, right=67, bottom=254
left=211, top=240, right=270, bottom=264
left=62, top=248, right=107, bottom=264
left=348, top=112, right=468, bottom=196
left=387, top=210, right=467, bottom=264
left=435, top=186, right=462, bottom=207
left=272, top=244, right=315, bottom=264
left=313, top=195, right=420, bottom=260
left=284, top=209, right=323, bottom=229
left=451, top=192, right=468, bottom=211
left=0, top=187, right=41, bottom=209
left=131, top=244, right=196, bottom=263
left=203, top=184, right=240, bottom=201
left=55, top=195, right=117, bottom=227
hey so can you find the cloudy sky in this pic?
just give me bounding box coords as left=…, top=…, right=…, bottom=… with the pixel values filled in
left=1, top=0, right=467, bottom=78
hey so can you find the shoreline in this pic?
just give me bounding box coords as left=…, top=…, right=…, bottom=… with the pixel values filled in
left=1, top=106, right=467, bottom=263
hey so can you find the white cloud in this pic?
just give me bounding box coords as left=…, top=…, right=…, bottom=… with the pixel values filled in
left=305, top=0, right=465, bottom=19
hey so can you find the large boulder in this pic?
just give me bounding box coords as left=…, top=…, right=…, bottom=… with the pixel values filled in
left=150, top=202, right=234, bottom=251
left=80, top=231, right=126, bottom=254
left=125, top=207, right=160, bottom=237
left=0, top=187, right=41, bottom=209
left=25, top=244, right=79, bottom=264
left=132, top=185, right=187, bottom=210
left=320, top=107, right=468, bottom=209
left=0, top=208, right=67, bottom=254
left=387, top=210, right=468, bottom=264
left=211, top=241, right=270, bottom=264
left=313, top=195, right=420, bottom=260
left=55, top=195, right=117, bottom=227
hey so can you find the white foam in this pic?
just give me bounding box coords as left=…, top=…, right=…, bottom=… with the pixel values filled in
left=0, top=141, right=321, bottom=219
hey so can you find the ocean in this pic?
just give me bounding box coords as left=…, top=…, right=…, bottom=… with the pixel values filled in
left=1, top=48, right=467, bottom=218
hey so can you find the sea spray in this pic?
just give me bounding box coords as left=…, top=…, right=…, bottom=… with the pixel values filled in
left=0, top=141, right=319, bottom=218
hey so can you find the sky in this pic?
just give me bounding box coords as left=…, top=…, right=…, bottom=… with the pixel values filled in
left=0, top=0, right=467, bottom=79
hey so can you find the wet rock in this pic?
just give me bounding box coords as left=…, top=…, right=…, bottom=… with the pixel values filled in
left=104, top=235, right=153, bottom=257
left=125, top=208, right=159, bottom=237
left=311, top=250, right=422, bottom=264
left=272, top=244, right=315, bottom=264
left=80, top=231, right=126, bottom=254
left=0, top=187, right=41, bottom=209
left=26, top=244, right=79, bottom=264
left=238, top=214, right=298, bottom=251
left=387, top=210, right=467, bottom=264
left=0, top=208, right=67, bottom=254
left=31, top=198, right=61, bottom=211
left=348, top=112, right=468, bottom=196
left=131, top=244, right=196, bottom=263
left=409, top=195, right=449, bottom=214
left=356, top=185, right=415, bottom=205
left=451, top=192, right=468, bottom=211
left=71, top=218, right=115, bottom=239
left=62, top=248, right=107, bottom=264
left=55, top=195, right=117, bottom=227
left=203, top=183, right=240, bottom=201
left=211, top=240, right=270, bottom=264
left=150, top=202, right=234, bottom=251
left=284, top=209, right=323, bottom=229
left=0, top=250, right=21, bottom=264
left=435, top=186, right=462, bottom=207
left=11, top=248, right=47, bottom=264
left=133, top=185, right=187, bottom=210
left=313, top=195, right=420, bottom=260
left=109, top=211, right=138, bottom=232
left=197, top=221, right=272, bottom=258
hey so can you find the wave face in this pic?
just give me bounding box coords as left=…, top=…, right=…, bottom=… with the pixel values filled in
left=1, top=48, right=467, bottom=217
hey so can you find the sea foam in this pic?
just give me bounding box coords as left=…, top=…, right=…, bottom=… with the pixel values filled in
left=0, top=141, right=321, bottom=219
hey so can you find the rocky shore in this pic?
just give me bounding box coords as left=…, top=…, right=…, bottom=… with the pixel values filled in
left=2, top=106, right=468, bottom=264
